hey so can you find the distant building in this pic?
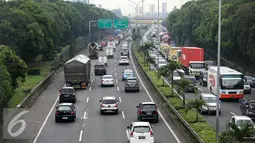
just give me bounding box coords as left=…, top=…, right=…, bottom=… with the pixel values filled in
left=98, top=4, right=102, bottom=8
left=149, top=4, right=155, bottom=16
left=162, top=2, right=167, bottom=17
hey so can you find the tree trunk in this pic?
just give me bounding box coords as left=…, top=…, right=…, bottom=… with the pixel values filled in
left=182, top=93, right=186, bottom=108
left=196, top=111, right=199, bottom=122
left=171, top=75, right=174, bottom=96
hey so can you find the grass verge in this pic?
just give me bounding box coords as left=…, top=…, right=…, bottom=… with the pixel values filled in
left=133, top=47, right=217, bottom=143
left=8, top=36, right=85, bottom=107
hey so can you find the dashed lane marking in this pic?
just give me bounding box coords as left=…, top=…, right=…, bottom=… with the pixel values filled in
left=230, top=112, right=236, bottom=116
left=79, top=130, right=83, bottom=142
left=122, top=111, right=125, bottom=118
left=86, top=97, right=89, bottom=103
left=117, top=86, right=120, bottom=91
left=119, top=97, right=121, bottom=102
left=89, top=87, right=92, bottom=91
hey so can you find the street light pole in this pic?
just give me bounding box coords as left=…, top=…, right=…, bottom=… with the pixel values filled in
left=216, top=0, right=222, bottom=141
left=157, top=0, right=160, bottom=69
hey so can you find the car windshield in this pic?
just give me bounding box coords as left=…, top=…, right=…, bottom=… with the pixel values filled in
left=142, top=104, right=156, bottom=111
left=127, top=79, right=137, bottom=83
left=120, top=57, right=128, bottom=59
left=102, top=99, right=116, bottom=104
left=133, top=126, right=150, bottom=133
left=61, top=89, right=74, bottom=94
left=58, top=106, right=72, bottom=111
left=95, top=65, right=105, bottom=68
left=186, top=77, right=197, bottom=83
left=236, top=120, right=254, bottom=126
left=190, top=63, right=205, bottom=69
left=103, top=76, right=112, bottom=79
left=244, top=82, right=250, bottom=85
left=221, top=78, right=243, bottom=89
left=203, top=97, right=216, bottom=103
left=173, top=71, right=180, bottom=76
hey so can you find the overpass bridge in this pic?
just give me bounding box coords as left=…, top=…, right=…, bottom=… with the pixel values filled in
left=130, top=19, right=165, bottom=24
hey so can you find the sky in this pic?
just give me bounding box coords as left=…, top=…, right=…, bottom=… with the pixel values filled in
left=72, top=0, right=189, bottom=16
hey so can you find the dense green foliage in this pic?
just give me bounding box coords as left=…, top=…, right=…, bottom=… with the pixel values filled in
left=165, top=0, right=255, bottom=63
left=0, top=0, right=117, bottom=111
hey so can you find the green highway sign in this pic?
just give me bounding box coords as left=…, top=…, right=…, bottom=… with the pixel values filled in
left=98, top=19, right=112, bottom=29
left=113, top=19, right=128, bottom=29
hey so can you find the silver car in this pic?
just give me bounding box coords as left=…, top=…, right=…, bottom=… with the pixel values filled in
left=199, top=93, right=221, bottom=115
left=99, top=96, right=119, bottom=114
left=101, top=75, right=114, bottom=87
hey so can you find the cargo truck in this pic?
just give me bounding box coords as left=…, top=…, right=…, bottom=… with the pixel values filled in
left=180, top=47, right=205, bottom=78
left=168, top=47, right=181, bottom=62
left=64, top=54, right=91, bottom=89
left=88, top=42, right=99, bottom=59
left=106, top=47, right=114, bottom=59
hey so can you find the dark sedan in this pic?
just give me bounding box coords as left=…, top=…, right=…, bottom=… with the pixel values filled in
left=244, top=76, right=255, bottom=88
left=55, top=103, right=76, bottom=122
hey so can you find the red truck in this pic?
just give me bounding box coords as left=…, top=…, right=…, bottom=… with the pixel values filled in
left=180, top=47, right=205, bottom=77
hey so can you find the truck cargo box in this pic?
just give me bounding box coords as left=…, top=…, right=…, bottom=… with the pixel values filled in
left=180, top=47, right=204, bottom=68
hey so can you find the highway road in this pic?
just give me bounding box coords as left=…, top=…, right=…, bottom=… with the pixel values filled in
left=4, top=37, right=186, bottom=143
left=145, top=26, right=255, bottom=132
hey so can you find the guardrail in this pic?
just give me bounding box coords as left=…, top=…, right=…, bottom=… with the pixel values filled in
left=131, top=46, right=204, bottom=143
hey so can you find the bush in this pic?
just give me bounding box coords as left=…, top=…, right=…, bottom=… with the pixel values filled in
left=27, top=69, right=41, bottom=75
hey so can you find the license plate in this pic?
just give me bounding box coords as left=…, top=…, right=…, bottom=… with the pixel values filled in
left=64, top=95, right=70, bottom=97
left=62, top=117, right=68, bottom=119
left=147, top=113, right=152, bottom=115
left=139, top=136, right=145, bottom=139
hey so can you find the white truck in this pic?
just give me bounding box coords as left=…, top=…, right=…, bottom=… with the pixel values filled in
left=106, top=47, right=114, bottom=59
left=107, top=41, right=116, bottom=52
left=207, top=66, right=244, bottom=99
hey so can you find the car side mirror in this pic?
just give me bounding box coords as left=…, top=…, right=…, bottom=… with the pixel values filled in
left=127, top=126, right=130, bottom=129
left=100, top=77, right=102, bottom=79
left=55, top=106, right=58, bottom=109
left=136, top=106, right=139, bottom=108
left=99, top=100, right=102, bottom=102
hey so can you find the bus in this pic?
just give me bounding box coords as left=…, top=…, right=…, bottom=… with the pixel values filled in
left=207, top=66, right=244, bottom=99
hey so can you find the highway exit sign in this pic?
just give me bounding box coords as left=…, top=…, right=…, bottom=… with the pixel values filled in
left=98, top=19, right=112, bottom=29
left=113, top=19, right=128, bottom=29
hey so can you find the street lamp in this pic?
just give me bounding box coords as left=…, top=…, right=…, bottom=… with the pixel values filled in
left=156, top=0, right=160, bottom=69
left=216, top=0, right=222, bottom=141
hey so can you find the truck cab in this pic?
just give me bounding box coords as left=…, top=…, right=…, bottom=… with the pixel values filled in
left=188, top=61, right=206, bottom=78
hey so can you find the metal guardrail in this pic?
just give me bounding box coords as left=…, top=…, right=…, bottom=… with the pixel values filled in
left=131, top=47, right=205, bottom=143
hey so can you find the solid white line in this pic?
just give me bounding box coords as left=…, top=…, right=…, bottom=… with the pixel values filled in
left=198, top=87, right=203, bottom=92
left=79, top=130, right=83, bottom=142
left=33, top=96, right=60, bottom=143
left=230, top=112, right=236, bottom=116
left=116, top=79, right=118, bottom=83
left=91, top=79, right=94, bottom=83
left=84, top=111, right=87, bottom=119
left=117, top=86, right=120, bottom=91
left=126, top=129, right=130, bottom=140
left=86, top=97, right=89, bottom=103
left=115, top=73, right=117, bottom=76
left=130, top=43, right=182, bottom=143
left=122, top=111, right=125, bottom=118
left=119, top=97, right=122, bottom=102
left=89, top=87, right=91, bottom=91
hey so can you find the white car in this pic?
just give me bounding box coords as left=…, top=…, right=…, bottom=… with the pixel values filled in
left=101, top=75, right=114, bottom=86
left=229, top=116, right=255, bottom=133
left=173, top=69, right=185, bottom=83
left=99, top=96, right=119, bottom=114
left=127, top=122, right=154, bottom=143
left=119, top=56, right=129, bottom=65
left=199, top=93, right=221, bottom=115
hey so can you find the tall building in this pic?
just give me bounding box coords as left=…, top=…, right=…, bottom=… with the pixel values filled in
left=149, top=4, right=155, bottom=16
left=162, top=2, right=167, bottom=16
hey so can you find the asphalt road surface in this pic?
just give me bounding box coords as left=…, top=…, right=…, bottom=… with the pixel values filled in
left=4, top=39, right=185, bottom=143
left=145, top=26, right=255, bottom=132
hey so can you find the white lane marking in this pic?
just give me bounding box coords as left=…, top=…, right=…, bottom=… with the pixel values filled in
left=116, top=79, right=118, bottom=83
left=86, top=97, right=89, bottom=103
left=89, top=87, right=92, bottom=91
left=230, top=112, right=236, bottom=116
left=126, top=130, right=130, bottom=140
left=117, top=86, right=120, bottom=91
left=91, top=79, right=94, bottom=83
left=122, top=111, right=125, bottom=118
left=115, top=73, right=117, bottom=76
left=198, top=87, right=203, bottom=92
left=33, top=95, right=60, bottom=143
left=84, top=111, right=87, bottom=119
left=114, top=68, right=116, bottom=70
left=114, top=60, right=116, bottom=63
left=130, top=44, right=182, bottom=143
left=79, top=130, right=83, bottom=142
left=119, top=97, right=122, bottom=102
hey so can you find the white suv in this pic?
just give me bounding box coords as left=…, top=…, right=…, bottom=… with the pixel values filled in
left=99, top=96, right=119, bottom=115
left=119, top=56, right=129, bottom=65
left=126, top=122, right=154, bottom=143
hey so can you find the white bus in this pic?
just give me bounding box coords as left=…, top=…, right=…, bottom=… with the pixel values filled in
left=207, top=66, right=244, bottom=99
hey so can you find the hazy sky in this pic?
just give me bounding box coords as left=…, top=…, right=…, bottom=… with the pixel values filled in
left=74, top=0, right=188, bottom=16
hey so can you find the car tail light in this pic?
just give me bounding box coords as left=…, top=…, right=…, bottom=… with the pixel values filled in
left=130, top=131, right=134, bottom=137
left=71, top=112, right=74, bottom=115
left=101, top=80, right=104, bottom=83
left=72, top=92, right=75, bottom=95
left=150, top=130, right=153, bottom=136
left=55, top=111, right=59, bottom=115
left=156, top=107, right=158, bottom=115
left=114, top=104, right=118, bottom=107
left=140, top=109, right=142, bottom=114
left=101, top=104, right=104, bottom=108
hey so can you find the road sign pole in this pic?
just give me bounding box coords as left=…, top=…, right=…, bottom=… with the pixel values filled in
left=89, top=21, right=91, bottom=42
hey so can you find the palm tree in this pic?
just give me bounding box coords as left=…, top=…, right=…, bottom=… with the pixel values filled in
left=185, top=98, right=206, bottom=122
left=176, top=78, right=191, bottom=108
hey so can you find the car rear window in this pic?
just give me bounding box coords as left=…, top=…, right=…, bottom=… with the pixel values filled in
left=142, top=104, right=156, bottom=111
left=102, top=99, right=116, bottom=104
left=125, top=73, right=133, bottom=76
left=58, top=106, right=72, bottom=111
left=103, top=76, right=112, bottom=79
left=95, top=65, right=105, bottom=68
left=127, top=79, right=137, bottom=83
left=61, top=89, right=74, bottom=94
left=133, top=126, right=150, bottom=133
